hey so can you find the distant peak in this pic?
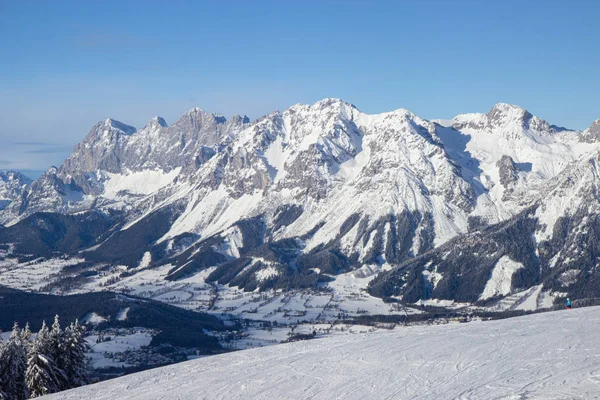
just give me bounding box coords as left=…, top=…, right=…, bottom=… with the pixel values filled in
left=485, top=103, right=555, bottom=133
left=186, top=107, right=206, bottom=114
left=487, top=103, right=531, bottom=122
left=581, top=119, right=600, bottom=143
left=231, top=114, right=250, bottom=125
left=184, top=107, right=227, bottom=124
left=147, top=116, right=168, bottom=129
left=212, top=113, right=227, bottom=124
left=0, top=170, right=32, bottom=183
left=311, top=98, right=358, bottom=111
left=588, top=119, right=600, bottom=135
left=102, top=118, right=137, bottom=135
left=490, top=102, right=526, bottom=112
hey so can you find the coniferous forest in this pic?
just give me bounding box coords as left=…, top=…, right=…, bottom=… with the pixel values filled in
left=0, top=315, right=88, bottom=399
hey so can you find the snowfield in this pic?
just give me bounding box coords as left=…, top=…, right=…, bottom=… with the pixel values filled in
left=47, top=307, right=600, bottom=399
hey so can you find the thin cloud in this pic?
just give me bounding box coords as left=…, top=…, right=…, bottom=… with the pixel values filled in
left=13, top=141, right=59, bottom=146
left=25, top=146, right=73, bottom=154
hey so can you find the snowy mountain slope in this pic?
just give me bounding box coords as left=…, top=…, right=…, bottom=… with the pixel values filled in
left=435, top=103, right=593, bottom=225
left=0, top=170, right=31, bottom=210
left=46, top=307, right=600, bottom=400
left=154, top=99, right=476, bottom=270
left=370, top=144, right=600, bottom=304
left=1, top=99, right=599, bottom=308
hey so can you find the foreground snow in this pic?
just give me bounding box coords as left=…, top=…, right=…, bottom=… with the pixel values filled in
left=47, top=307, right=600, bottom=399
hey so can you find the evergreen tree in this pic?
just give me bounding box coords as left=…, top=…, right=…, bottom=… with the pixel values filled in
left=0, top=323, right=28, bottom=400
left=63, top=320, right=89, bottom=389
left=0, top=316, right=91, bottom=399
left=35, top=322, right=50, bottom=357
left=26, top=338, right=62, bottom=398
left=49, top=315, right=63, bottom=367
left=48, top=316, right=68, bottom=391
left=20, top=324, right=31, bottom=348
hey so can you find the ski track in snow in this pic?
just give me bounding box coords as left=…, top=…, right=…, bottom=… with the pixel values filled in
left=47, top=307, right=600, bottom=400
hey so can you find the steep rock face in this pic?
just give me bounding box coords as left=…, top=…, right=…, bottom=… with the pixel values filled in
left=118, top=109, right=249, bottom=173
left=496, top=155, right=519, bottom=188
left=58, top=109, right=250, bottom=197
left=60, top=118, right=137, bottom=175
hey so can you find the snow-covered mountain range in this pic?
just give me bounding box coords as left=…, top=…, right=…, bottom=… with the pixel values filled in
left=1, top=99, right=599, bottom=308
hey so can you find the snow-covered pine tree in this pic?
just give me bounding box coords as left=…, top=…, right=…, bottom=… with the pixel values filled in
left=0, top=323, right=29, bottom=400
left=20, top=324, right=31, bottom=352
left=48, top=316, right=68, bottom=391
left=35, top=322, right=50, bottom=357
left=49, top=315, right=62, bottom=365
left=26, top=337, right=62, bottom=398
left=62, top=320, right=89, bottom=389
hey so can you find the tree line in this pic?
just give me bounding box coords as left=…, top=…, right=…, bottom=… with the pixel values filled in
left=0, top=315, right=89, bottom=399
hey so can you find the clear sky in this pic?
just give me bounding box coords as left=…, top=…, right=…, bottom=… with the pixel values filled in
left=1, top=0, right=599, bottom=177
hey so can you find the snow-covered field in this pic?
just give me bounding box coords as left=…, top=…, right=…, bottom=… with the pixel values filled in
left=0, top=257, right=85, bottom=292
left=85, top=331, right=153, bottom=369
left=0, top=254, right=559, bottom=352
left=47, top=307, right=600, bottom=399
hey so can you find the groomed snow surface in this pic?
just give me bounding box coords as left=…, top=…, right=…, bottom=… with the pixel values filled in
left=47, top=307, right=600, bottom=399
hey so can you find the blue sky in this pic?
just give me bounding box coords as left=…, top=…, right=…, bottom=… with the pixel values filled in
left=1, top=0, right=599, bottom=177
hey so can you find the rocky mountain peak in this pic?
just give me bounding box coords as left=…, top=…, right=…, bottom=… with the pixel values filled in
left=230, top=114, right=251, bottom=125
left=581, top=119, right=600, bottom=143
left=146, top=116, right=168, bottom=130
left=174, top=108, right=229, bottom=131
left=103, top=118, right=137, bottom=135
left=486, top=103, right=552, bottom=133
left=487, top=103, right=532, bottom=126
left=311, top=97, right=357, bottom=110
left=0, top=170, right=32, bottom=184
left=0, top=170, right=32, bottom=210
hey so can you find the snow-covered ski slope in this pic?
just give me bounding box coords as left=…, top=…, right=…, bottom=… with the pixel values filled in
left=47, top=307, right=600, bottom=399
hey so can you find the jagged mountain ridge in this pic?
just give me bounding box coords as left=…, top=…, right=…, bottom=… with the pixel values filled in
left=0, top=170, right=32, bottom=210
left=1, top=99, right=598, bottom=306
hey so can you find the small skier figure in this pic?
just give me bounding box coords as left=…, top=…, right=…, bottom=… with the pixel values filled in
left=566, top=298, right=572, bottom=310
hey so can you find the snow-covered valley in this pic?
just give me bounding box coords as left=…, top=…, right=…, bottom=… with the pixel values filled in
left=0, top=254, right=558, bottom=354
left=46, top=306, right=600, bottom=399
